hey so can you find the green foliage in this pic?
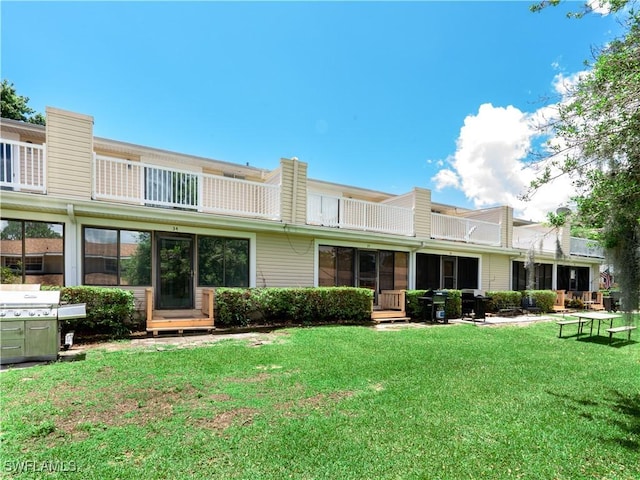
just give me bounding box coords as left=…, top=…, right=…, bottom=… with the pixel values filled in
left=53, top=286, right=135, bottom=337
left=486, top=290, right=523, bottom=312
left=527, top=1, right=640, bottom=312
left=566, top=297, right=585, bottom=309
left=0, top=221, right=61, bottom=240
left=215, top=287, right=373, bottom=327
left=0, top=266, right=19, bottom=284
left=523, top=290, right=557, bottom=312
left=2, top=324, right=639, bottom=478
left=119, top=232, right=152, bottom=286
left=0, top=79, right=46, bottom=125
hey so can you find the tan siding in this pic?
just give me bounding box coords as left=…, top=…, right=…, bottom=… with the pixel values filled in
left=501, top=206, right=513, bottom=248
left=279, top=157, right=307, bottom=225
left=413, top=188, right=431, bottom=238
left=46, top=107, right=94, bottom=199
left=560, top=224, right=571, bottom=257
left=293, top=160, right=308, bottom=225
left=481, top=253, right=511, bottom=291
left=279, top=158, right=294, bottom=223
left=119, top=286, right=147, bottom=313
left=255, top=232, right=315, bottom=287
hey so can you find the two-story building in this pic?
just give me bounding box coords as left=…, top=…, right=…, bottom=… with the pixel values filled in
left=0, top=107, right=604, bottom=316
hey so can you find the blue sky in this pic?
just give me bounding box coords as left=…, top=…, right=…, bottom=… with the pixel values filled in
left=1, top=1, right=623, bottom=220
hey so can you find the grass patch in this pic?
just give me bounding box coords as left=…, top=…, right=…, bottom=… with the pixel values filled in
left=1, top=322, right=639, bottom=479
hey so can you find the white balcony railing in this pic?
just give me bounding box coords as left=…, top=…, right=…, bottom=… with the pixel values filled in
left=93, top=155, right=280, bottom=220
left=570, top=237, right=604, bottom=258
left=307, top=193, right=414, bottom=236
left=431, top=213, right=501, bottom=246
left=512, top=226, right=558, bottom=253
left=0, top=139, right=46, bottom=193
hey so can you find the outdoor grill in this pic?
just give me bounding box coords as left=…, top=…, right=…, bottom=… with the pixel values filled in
left=461, top=289, right=491, bottom=321
left=0, top=290, right=86, bottom=365
left=419, top=289, right=449, bottom=323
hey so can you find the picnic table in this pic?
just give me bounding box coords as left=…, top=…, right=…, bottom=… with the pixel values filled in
left=557, top=312, right=621, bottom=339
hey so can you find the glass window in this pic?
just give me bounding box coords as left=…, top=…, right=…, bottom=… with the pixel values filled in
left=416, top=253, right=440, bottom=290
left=318, top=245, right=356, bottom=287
left=319, top=245, right=337, bottom=286
left=0, top=219, right=64, bottom=286
left=379, top=250, right=408, bottom=291
left=336, top=247, right=355, bottom=286
left=513, top=261, right=553, bottom=290
left=120, top=231, right=151, bottom=286
left=457, top=257, right=479, bottom=289
left=318, top=246, right=409, bottom=290
left=83, top=228, right=151, bottom=286
left=0, top=143, right=13, bottom=185
left=417, top=254, right=478, bottom=290
left=512, top=261, right=527, bottom=291
left=198, top=236, right=249, bottom=287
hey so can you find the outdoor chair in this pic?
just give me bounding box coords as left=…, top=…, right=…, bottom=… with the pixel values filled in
left=521, top=296, right=541, bottom=315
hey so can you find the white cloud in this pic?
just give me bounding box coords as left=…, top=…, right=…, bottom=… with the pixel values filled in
left=432, top=168, right=460, bottom=190
left=587, top=0, right=613, bottom=15
left=431, top=102, right=576, bottom=221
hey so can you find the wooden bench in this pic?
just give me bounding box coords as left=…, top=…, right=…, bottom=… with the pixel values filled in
left=606, top=325, right=637, bottom=345
left=498, top=307, right=519, bottom=317
left=557, top=318, right=591, bottom=338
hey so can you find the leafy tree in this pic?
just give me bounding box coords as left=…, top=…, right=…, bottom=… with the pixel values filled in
left=528, top=1, right=640, bottom=312
left=120, top=232, right=152, bottom=286
left=1, top=79, right=45, bottom=125
left=0, top=221, right=61, bottom=240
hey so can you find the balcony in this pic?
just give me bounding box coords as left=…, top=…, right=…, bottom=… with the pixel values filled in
left=431, top=213, right=501, bottom=246
left=93, top=155, right=280, bottom=220
left=307, top=192, right=414, bottom=236
left=570, top=237, right=604, bottom=258
left=0, top=139, right=46, bottom=193
left=512, top=225, right=559, bottom=254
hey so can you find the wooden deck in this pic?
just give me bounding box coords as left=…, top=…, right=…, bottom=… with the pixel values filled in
left=371, top=290, right=410, bottom=323
left=145, top=288, right=215, bottom=336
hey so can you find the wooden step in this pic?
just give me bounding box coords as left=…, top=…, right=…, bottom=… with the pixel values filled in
left=372, top=316, right=411, bottom=324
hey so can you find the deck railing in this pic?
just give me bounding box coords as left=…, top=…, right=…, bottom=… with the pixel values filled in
left=570, top=237, right=604, bottom=258
left=0, top=139, right=46, bottom=193
left=307, top=193, right=414, bottom=236
left=431, top=213, right=501, bottom=246
left=94, top=155, right=280, bottom=219
left=512, top=226, right=558, bottom=253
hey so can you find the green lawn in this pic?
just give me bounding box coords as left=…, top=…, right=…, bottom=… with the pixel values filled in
left=1, top=322, right=638, bottom=479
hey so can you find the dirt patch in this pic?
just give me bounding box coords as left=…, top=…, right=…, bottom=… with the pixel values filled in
left=275, top=390, right=355, bottom=417
left=193, top=407, right=258, bottom=431
left=44, top=383, right=203, bottom=440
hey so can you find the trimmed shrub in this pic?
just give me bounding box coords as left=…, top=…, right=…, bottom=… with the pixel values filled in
left=215, top=287, right=373, bottom=327
left=522, top=290, right=557, bottom=313
left=486, top=291, right=522, bottom=313
left=55, top=286, right=135, bottom=337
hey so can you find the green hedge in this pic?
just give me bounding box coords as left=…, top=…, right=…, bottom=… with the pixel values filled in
left=486, top=290, right=557, bottom=313
left=44, top=286, right=136, bottom=337
left=406, top=289, right=557, bottom=319
left=486, top=290, right=523, bottom=312
left=523, top=290, right=557, bottom=313
left=215, top=287, right=373, bottom=327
